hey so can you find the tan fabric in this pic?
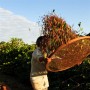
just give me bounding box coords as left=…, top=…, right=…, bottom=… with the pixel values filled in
left=30, top=75, right=49, bottom=90
left=30, top=47, right=48, bottom=77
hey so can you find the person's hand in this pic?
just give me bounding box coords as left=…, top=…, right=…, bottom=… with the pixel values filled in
left=47, top=58, right=51, bottom=63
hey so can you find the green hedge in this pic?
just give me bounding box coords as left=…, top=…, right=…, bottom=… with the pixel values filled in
left=0, top=38, right=35, bottom=84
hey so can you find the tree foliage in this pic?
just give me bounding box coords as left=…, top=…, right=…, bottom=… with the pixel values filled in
left=0, top=37, right=90, bottom=89
left=0, top=38, right=35, bottom=83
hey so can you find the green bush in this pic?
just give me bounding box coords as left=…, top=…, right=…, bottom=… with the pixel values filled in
left=0, top=38, right=90, bottom=89
left=0, top=38, right=35, bottom=84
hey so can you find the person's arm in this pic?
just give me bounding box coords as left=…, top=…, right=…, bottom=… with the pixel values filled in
left=47, top=58, right=51, bottom=63
left=39, top=57, right=51, bottom=64
left=39, top=57, right=47, bottom=64
left=36, top=47, right=51, bottom=64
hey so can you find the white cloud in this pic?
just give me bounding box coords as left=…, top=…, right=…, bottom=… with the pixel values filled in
left=0, top=7, right=41, bottom=44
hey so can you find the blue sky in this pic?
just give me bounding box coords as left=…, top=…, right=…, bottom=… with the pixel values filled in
left=0, top=0, right=90, bottom=44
